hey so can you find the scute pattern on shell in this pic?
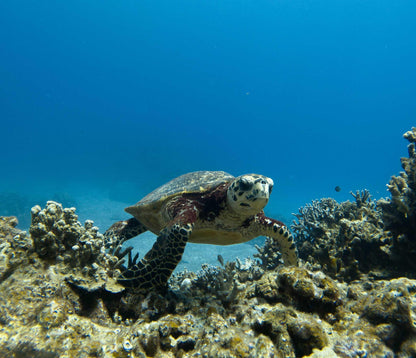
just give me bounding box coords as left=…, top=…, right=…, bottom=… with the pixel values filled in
left=134, top=171, right=235, bottom=208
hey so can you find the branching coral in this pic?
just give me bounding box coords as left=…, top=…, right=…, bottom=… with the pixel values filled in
left=289, top=128, right=416, bottom=281
left=291, top=198, right=341, bottom=245
left=291, top=193, right=391, bottom=281
left=351, top=189, right=375, bottom=209
left=380, top=128, right=416, bottom=234
left=168, top=256, right=263, bottom=306
left=292, top=191, right=375, bottom=246
left=378, top=127, right=416, bottom=272
left=192, top=258, right=262, bottom=303
left=254, top=237, right=283, bottom=270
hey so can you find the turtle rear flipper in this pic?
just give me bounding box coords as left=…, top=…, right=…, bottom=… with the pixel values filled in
left=118, top=221, right=194, bottom=291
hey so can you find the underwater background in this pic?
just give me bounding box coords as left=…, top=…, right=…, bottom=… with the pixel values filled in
left=1, top=0, right=415, bottom=270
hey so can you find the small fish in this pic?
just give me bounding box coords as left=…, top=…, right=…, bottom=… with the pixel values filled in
left=217, top=254, right=224, bottom=267
left=335, top=186, right=341, bottom=192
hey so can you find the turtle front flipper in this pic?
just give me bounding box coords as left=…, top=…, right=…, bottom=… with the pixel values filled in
left=252, top=215, right=298, bottom=266
left=118, top=221, right=194, bottom=291
left=104, top=218, right=148, bottom=249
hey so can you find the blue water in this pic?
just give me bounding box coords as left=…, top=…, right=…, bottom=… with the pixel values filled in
left=1, top=0, right=415, bottom=243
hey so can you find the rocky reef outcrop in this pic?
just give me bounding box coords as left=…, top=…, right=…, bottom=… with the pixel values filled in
left=1, top=128, right=416, bottom=357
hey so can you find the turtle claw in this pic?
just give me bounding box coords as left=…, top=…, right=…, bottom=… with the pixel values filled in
left=114, top=244, right=133, bottom=259
left=128, top=251, right=140, bottom=268
left=109, top=245, right=133, bottom=269
left=109, top=244, right=141, bottom=271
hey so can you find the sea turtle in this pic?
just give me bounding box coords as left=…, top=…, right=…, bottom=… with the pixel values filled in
left=105, top=171, right=298, bottom=291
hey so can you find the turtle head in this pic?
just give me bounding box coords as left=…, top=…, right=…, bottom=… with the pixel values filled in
left=227, top=174, right=274, bottom=215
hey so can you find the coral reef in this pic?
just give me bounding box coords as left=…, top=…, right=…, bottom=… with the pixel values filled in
left=193, top=258, right=263, bottom=302
left=379, top=127, right=416, bottom=273
left=1, top=128, right=416, bottom=357
left=254, top=236, right=283, bottom=270
left=291, top=128, right=416, bottom=281
left=1, top=201, right=416, bottom=357
left=29, top=201, right=124, bottom=293
left=382, top=128, right=416, bottom=227
left=291, top=192, right=393, bottom=281
left=0, top=216, right=32, bottom=282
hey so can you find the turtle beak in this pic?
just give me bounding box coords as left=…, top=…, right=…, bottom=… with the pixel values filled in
left=268, top=179, right=274, bottom=195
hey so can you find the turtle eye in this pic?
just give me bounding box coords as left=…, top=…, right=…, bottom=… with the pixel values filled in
left=239, top=178, right=253, bottom=191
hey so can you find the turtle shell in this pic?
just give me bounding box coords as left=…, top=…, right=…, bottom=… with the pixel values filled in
left=125, top=171, right=234, bottom=232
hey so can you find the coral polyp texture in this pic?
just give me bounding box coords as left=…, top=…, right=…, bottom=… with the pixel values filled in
left=1, top=129, right=416, bottom=357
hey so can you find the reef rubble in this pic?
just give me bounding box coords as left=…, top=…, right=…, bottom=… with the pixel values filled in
left=1, top=128, right=416, bottom=357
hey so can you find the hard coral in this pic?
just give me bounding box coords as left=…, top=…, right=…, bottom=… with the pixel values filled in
left=30, top=201, right=100, bottom=265
left=349, top=277, right=416, bottom=353
left=292, top=198, right=341, bottom=245
left=4, top=128, right=416, bottom=357
left=254, top=237, right=283, bottom=270
left=2, top=213, right=416, bottom=358
left=192, top=258, right=262, bottom=303
left=0, top=216, right=32, bottom=282
left=292, top=193, right=391, bottom=281
left=29, top=201, right=123, bottom=293
left=386, top=127, right=416, bottom=223
left=276, top=266, right=343, bottom=315
left=379, top=127, right=416, bottom=272
left=292, top=128, right=416, bottom=281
